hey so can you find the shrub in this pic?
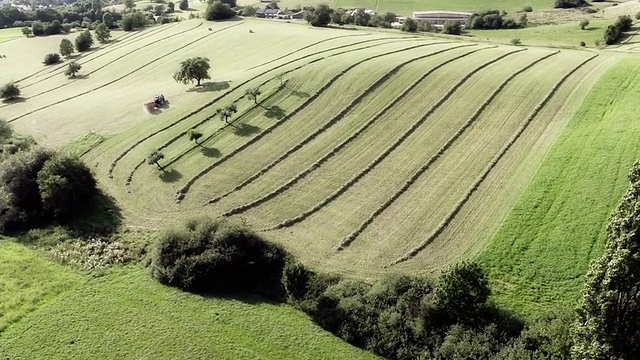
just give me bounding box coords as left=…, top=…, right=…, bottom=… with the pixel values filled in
left=616, top=15, right=633, bottom=32
left=74, top=30, right=93, bottom=52
left=43, top=53, right=61, bottom=65
left=511, top=38, right=521, bottom=45
left=204, top=0, right=236, bottom=19
left=442, top=20, right=462, bottom=34
left=580, top=18, right=590, bottom=29
left=417, top=19, right=433, bottom=32
left=580, top=40, right=586, bottom=46
left=179, top=0, right=188, bottom=10
left=522, top=5, right=533, bottom=12
left=304, top=4, right=332, bottom=27
left=554, top=0, right=588, bottom=8
left=401, top=17, right=417, bottom=32
left=151, top=217, right=289, bottom=300
left=0, top=82, right=20, bottom=101
left=21, top=26, right=32, bottom=37
left=59, top=38, right=75, bottom=57
left=242, top=5, right=256, bottom=16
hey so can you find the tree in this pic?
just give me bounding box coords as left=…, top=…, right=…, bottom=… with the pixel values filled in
left=401, top=17, right=417, bottom=32
left=102, top=12, right=115, bottom=28
left=120, top=13, right=147, bottom=31
left=245, top=87, right=261, bottom=105
left=435, top=261, right=490, bottom=326
left=147, top=150, right=165, bottom=170
left=511, top=38, right=521, bottom=45
left=242, top=5, right=256, bottom=16
left=572, top=161, right=640, bottom=360
left=59, top=38, right=75, bottom=58
left=305, top=4, right=332, bottom=27
left=353, top=8, right=370, bottom=26
left=154, top=4, right=166, bottom=15
left=36, top=155, right=97, bottom=219
left=95, top=23, right=111, bottom=43
left=417, top=19, right=433, bottom=32
left=124, top=0, right=136, bottom=9
left=205, top=1, right=236, bottom=20
left=331, top=9, right=345, bottom=25
left=187, top=129, right=203, bottom=144
left=442, top=20, right=462, bottom=35
left=216, top=104, right=237, bottom=125
left=75, top=30, right=93, bottom=52
left=265, top=0, right=277, bottom=9
left=0, top=82, right=20, bottom=101
left=65, top=62, right=82, bottom=78
left=167, top=1, right=175, bottom=12
left=179, top=0, right=189, bottom=10
left=21, top=26, right=32, bottom=37
left=43, top=53, right=61, bottom=65
left=173, top=57, right=211, bottom=86
left=580, top=19, right=590, bottom=30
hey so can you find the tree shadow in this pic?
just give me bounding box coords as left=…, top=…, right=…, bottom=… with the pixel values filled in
left=264, top=105, right=285, bottom=119
left=233, top=123, right=260, bottom=136
left=66, top=190, right=123, bottom=237
left=187, top=81, right=230, bottom=93
left=1, top=97, right=26, bottom=104
left=200, top=146, right=221, bottom=157
left=290, top=90, right=309, bottom=98
left=71, top=74, right=89, bottom=80
left=159, top=168, right=182, bottom=183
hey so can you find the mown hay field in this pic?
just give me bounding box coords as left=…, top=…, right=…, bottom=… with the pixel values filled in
left=0, top=18, right=635, bottom=315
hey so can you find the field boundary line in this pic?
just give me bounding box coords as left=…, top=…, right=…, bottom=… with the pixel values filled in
left=390, top=53, right=600, bottom=266
left=173, top=41, right=441, bottom=202
left=106, top=36, right=424, bottom=178
left=7, top=22, right=243, bottom=124
left=337, top=50, right=560, bottom=251
left=260, top=47, right=525, bottom=232
left=217, top=44, right=477, bottom=212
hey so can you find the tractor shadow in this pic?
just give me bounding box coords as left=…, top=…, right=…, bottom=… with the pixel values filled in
left=188, top=81, right=230, bottom=93
left=200, top=146, right=221, bottom=157
left=233, top=123, right=260, bottom=137
left=264, top=105, right=285, bottom=120
left=159, top=168, right=182, bottom=183
left=146, top=100, right=171, bottom=115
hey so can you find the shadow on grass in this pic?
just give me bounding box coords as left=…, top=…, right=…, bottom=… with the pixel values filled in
left=200, top=146, right=221, bottom=157
left=264, top=105, right=285, bottom=120
left=159, top=168, right=183, bottom=183
left=1, top=97, right=26, bottom=104
left=66, top=190, right=123, bottom=237
left=187, top=81, right=230, bottom=93
left=71, top=74, right=89, bottom=80
left=233, top=123, right=260, bottom=136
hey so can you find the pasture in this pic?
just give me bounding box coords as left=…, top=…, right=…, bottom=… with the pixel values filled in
left=1, top=13, right=639, bottom=352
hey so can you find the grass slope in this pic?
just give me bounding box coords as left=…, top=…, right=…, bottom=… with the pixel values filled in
left=480, top=57, right=640, bottom=316
left=0, top=268, right=378, bottom=360
left=0, top=241, right=83, bottom=332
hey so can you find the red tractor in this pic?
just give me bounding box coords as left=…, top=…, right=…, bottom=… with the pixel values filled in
left=144, top=94, right=167, bottom=112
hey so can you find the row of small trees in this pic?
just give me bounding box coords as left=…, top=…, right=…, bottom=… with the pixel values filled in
left=602, top=15, right=634, bottom=45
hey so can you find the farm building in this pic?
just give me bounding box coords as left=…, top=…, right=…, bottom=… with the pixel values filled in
left=412, top=11, right=472, bottom=25
left=277, top=10, right=304, bottom=20
left=255, top=8, right=281, bottom=18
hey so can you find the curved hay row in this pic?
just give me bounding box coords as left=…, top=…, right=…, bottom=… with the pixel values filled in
left=338, top=50, right=561, bottom=251
left=172, top=41, right=435, bottom=202
left=17, top=22, right=186, bottom=89
left=260, top=47, right=526, bottom=231
left=7, top=22, right=242, bottom=124
left=121, top=38, right=423, bottom=187
left=390, top=54, right=599, bottom=267
left=217, top=43, right=476, bottom=212
left=108, top=36, right=419, bottom=179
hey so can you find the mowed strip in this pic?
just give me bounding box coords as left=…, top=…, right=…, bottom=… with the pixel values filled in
left=340, top=50, right=595, bottom=269
left=400, top=53, right=618, bottom=273
left=238, top=47, right=532, bottom=232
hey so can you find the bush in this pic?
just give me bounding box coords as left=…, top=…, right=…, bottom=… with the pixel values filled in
left=179, top=0, right=188, bottom=10
left=442, top=20, right=462, bottom=35
left=401, top=17, right=417, bottom=32
left=636, top=11, right=640, bottom=20
left=242, top=5, right=256, bottom=16
left=204, top=1, right=236, bottom=20
left=120, top=12, right=148, bottom=31
left=0, top=82, right=20, bottom=101
left=580, top=40, right=586, bottom=46
left=554, top=0, right=589, bottom=8
left=43, top=53, right=61, bottom=65
left=522, top=5, right=533, bottom=12
left=21, top=27, right=32, bottom=37
left=151, top=217, right=289, bottom=300
left=304, top=4, right=332, bottom=27
left=511, top=38, right=521, bottom=45
left=580, top=18, right=590, bottom=29
left=74, top=30, right=93, bottom=52
left=615, top=14, right=633, bottom=32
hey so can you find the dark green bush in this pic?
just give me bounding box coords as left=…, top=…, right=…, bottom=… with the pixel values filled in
left=74, top=30, right=93, bottom=51
left=522, top=5, right=533, bottom=12
left=442, top=20, right=462, bottom=34
left=151, top=217, right=289, bottom=300
left=204, top=1, right=236, bottom=20
left=43, top=53, right=61, bottom=65
left=554, top=0, right=589, bottom=8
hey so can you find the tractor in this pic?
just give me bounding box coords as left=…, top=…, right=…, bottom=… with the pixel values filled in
left=144, top=94, right=167, bottom=112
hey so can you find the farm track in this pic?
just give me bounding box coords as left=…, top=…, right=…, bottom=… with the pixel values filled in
left=6, top=22, right=243, bottom=124
left=216, top=44, right=478, bottom=212
left=337, top=50, right=561, bottom=251
left=172, top=41, right=443, bottom=201
left=260, top=47, right=526, bottom=231
left=390, top=54, right=600, bottom=266
left=18, top=21, right=193, bottom=92
left=16, top=22, right=184, bottom=88
left=107, top=36, right=424, bottom=179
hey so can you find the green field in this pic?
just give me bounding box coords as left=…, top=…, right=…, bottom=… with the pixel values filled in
left=1, top=12, right=639, bottom=355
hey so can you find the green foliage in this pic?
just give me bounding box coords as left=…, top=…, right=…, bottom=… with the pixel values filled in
left=74, top=29, right=93, bottom=52
left=124, top=0, right=135, bottom=9
left=353, top=8, right=370, bottom=26
left=572, top=161, right=640, bottom=359
left=579, top=18, right=589, bottom=30
left=522, top=5, right=533, bottom=12
left=151, top=217, right=289, bottom=300
left=65, top=61, right=81, bottom=78
left=554, top=0, right=588, bottom=8
left=43, top=53, right=60, bottom=65
left=94, top=23, right=111, bottom=43
left=636, top=11, right=640, bottom=20
left=102, top=11, right=115, bottom=28
left=36, top=155, right=97, bottom=220
left=186, top=129, right=202, bottom=144
left=442, top=20, right=462, bottom=35
left=179, top=0, right=188, bottom=10
left=21, top=26, right=32, bottom=37
left=305, top=4, right=332, bottom=27
left=215, top=104, right=237, bottom=124
left=244, top=87, right=261, bottom=104
left=417, top=19, right=433, bottom=32
left=120, top=12, right=147, bottom=31
left=435, top=261, right=490, bottom=326
left=0, top=82, right=20, bottom=101
left=401, top=17, right=417, bottom=32
left=331, top=9, right=345, bottom=25
left=59, top=38, right=74, bottom=57
left=173, top=57, right=211, bottom=86
left=204, top=1, right=236, bottom=20
left=242, top=5, right=256, bottom=16
left=467, top=10, right=521, bottom=30
left=511, top=38, right=521, bottom=45
left=146, top=150, right=165, bottom=170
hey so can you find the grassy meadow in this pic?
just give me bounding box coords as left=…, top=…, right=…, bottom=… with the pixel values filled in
left=1, top=9, right=639, bottom=355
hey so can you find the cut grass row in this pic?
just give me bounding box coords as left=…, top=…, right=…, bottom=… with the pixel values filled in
left=341, top=50, right=561, bottom=252
left=259, top=48, right=526, bottom=231
left=392, top=54, right=599, bottom=266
